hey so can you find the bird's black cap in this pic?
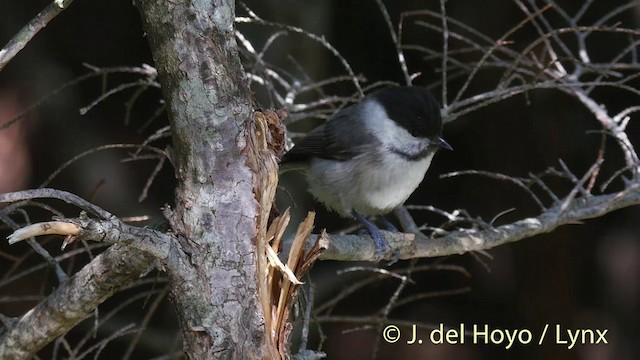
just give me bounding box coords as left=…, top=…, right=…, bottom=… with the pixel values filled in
left=370, top=86, right=443, bottom=139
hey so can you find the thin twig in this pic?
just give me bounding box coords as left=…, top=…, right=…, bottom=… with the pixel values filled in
left=236, top=14, right=363, bottom=97
left=0, top=189, right=113, bottom=219
left=79, top=79, right=160, bottom=115
left=374, top=0, right=411, bottom=85
left=441, top=170, right=545, bottom=210
left=390, top=286, right=471, bottom=310
left=40, top=144, right=166, bottom=188
left=439, top=0, right=449, bottom=108
left=138, top=156, right=166, bottom=202
left=298, top=283, right=314, bottom=352
left=0, top=212, right=68, bottom=283
left=1, top=65, right=158, bottom=131
left=0, top=0, right=76, bottom=72
left=122, top=289, right=169, bottom=360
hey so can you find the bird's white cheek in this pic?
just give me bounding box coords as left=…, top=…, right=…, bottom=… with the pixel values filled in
left=362, top=99, right=423, bottom=146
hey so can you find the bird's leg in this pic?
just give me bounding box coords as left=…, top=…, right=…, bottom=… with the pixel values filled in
left=377, top=216, right=398, bottom=232
left=352, top=210, right=389, bottom=261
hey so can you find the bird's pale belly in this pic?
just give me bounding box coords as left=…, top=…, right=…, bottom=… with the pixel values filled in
left=307, top=153, right=434, bottom=216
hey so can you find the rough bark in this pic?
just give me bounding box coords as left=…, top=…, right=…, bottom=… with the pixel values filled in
left=136, top=0, right=264, bottom=358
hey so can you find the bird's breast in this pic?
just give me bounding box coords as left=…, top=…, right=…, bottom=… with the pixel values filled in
left=358, top=152, right=434, bottom=213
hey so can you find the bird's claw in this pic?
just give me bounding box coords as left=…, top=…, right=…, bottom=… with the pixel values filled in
left=353, top=210, right=395, bottom=264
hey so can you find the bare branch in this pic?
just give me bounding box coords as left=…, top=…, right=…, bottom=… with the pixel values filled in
left=5, top=215, right=173, bottom=263
left=1, top=211, right=69, bottom=283
left=441, top=170, right=546, bottom=210
left=374, top=0, right=412, bottom=85
left=236, top=13, right=363, bottom=98
left=0, top=244, right=109, bottom=290
left=557, top=159, right=603, bottom=213
left=452, top=4, right=552, bottom=106
left=40, top=144, right=166, bottom=188
left=390, top=286, right=471, bottom=310
left=439, top=0, right=450, bottom=107
left=0, top=243, right=155, bottom=360
left=79, top=79, right=160, bottom=116
left=290, top=185, right=640, bottom=261
left=138, top=156, right=167, bottom=202
left=1, top=65, right=158, bottom=131
left=0, top=0, right=76, bottom=72
left=315, top=263, right=469, bottom=315
left=571, top=89, right=640, bottom=177
left=122, top=289, right=169, bottom=360
left=0, top=189, right=114, bottom=220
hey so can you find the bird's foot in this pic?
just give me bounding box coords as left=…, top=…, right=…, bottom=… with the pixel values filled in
left=352, top=211, right=397, bottom=263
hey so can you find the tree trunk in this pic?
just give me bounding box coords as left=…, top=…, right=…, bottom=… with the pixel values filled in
left=136, top=1, right=264, bottom=358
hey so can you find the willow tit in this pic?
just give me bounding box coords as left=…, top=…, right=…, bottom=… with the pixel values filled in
left=280, top=86, right=451, bottom=259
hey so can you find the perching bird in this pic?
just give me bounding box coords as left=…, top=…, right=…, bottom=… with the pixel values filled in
left=280, top=86, right=451, bottom=260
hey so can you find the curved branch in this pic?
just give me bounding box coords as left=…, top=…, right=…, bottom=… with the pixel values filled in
left=0, top=0, right=76, bottom=72
left=0, top=189, right=114, bottom=219
left=295, top=186, right=640, bottom=261
left=0, top=213, right=175, bottom=359
left=0, top=243, right=154, bottom=360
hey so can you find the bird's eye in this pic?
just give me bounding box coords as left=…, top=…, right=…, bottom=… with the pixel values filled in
left=410, top=129, right=420, bottom=137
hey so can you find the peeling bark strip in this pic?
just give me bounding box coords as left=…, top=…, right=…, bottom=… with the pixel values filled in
left=136, top=1, right=265, bottom=359
left=245, top=110, right=287, bottom=359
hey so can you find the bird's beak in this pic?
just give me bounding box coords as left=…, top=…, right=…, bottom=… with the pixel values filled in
left=434, top=136, right=453, bottom=151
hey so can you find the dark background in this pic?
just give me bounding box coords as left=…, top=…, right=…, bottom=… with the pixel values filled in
left=1, top=1, right=639, bottom=359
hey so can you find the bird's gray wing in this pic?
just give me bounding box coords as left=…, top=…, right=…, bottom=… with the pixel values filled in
left=281, top=106, right=370, bottom=164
